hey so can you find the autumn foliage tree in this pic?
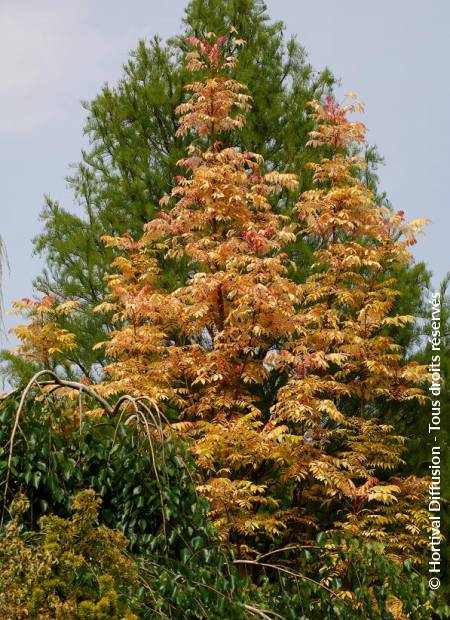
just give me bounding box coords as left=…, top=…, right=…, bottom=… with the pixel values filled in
left=96, top=30, right=432, bottom=579
left=2, top=29, right=446, bottom=618
left=28, top=0, right=336, bottom=385
left=271, top=95, right=431, bottom=559
left=99, top=31, right=301, bottom=544
left=1, top=297, right=80, bottom=386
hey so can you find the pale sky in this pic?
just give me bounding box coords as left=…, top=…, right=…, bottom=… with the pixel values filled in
left=1, top=1, right=449, bottom=344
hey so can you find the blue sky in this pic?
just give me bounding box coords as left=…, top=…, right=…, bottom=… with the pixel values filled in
left=1, top=0, right=449, bottom=345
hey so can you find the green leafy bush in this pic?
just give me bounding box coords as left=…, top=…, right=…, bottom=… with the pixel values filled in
left=0, top=397, right=246, bottom=618
left=250, top=534, right=440, bottom=619
left=0, top=489, right=139, bottom=618
left=0, top=396, right=445, bottom=618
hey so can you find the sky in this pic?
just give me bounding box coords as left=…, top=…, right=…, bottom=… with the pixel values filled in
left=1, top=0, right=449, bottom=346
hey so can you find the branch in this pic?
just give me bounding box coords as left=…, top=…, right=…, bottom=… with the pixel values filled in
left=0, top=370, right=113, bottom=413
left=233, top=559, right=337, bottom=597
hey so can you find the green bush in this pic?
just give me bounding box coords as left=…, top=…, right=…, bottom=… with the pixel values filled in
left=0, top=397, right=246, bottom=618
left=250, top=533, right=441, bottom=619
left=0, top=489, right=139, bottom=618
left=0, top=396, right=446, bottom=619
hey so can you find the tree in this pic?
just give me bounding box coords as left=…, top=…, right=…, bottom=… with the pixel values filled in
left=0, top=383, right=439, bottom=618
left=1, top=296, right=79, bottom=387
left=271, top=94, right=430, bottom=559
left=1, top=32, right=445, bottom=611
left=99, top=33, right=431, bottom=581
left=19, top=0, right=429, bottom=395
left=30, top=0, right=335, bottom=382
left=0, top=392, right=251, bottom=619
left=98, top=32, right=301, bottom=544
left=0, top=3, right=445, bottom=612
